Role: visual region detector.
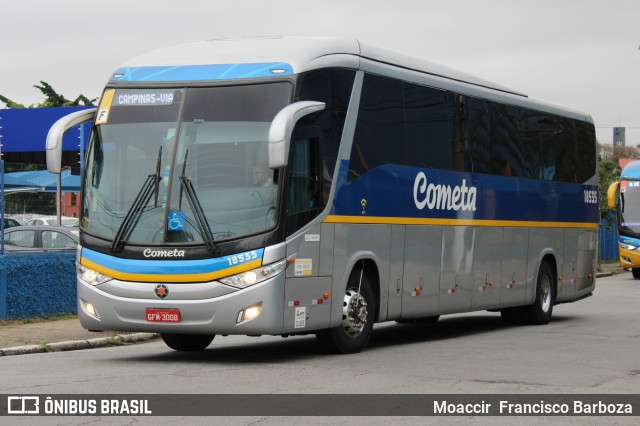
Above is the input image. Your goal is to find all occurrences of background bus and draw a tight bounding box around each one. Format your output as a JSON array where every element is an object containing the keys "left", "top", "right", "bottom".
[
  {"left": 46, "top": 37, "right": 599, "bottom": 354},
  {"left": 608, "top": 160, "right": 640, "bottom": 278}
]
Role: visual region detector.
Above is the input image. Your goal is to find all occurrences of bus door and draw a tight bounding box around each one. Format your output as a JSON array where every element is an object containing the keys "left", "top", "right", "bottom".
[{"left": 283, "top": 126, "right": 333, "bottom": 333}]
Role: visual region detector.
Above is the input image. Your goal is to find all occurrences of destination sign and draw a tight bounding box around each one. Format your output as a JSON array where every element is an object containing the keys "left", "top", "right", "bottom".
[{"left": 113, "top": 90, "right": 176, "bottom": 106}]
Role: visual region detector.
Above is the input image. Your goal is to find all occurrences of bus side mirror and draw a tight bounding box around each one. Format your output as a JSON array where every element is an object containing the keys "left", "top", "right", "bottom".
[
  {"left": 46, "top": 108, "right": 97, "bottom": 173},
  {"left": 607, "top": 181, "right": 619, "bottom": 209},
  {"left": 268, "top": 101, "right": 325, "bottom": 169}
]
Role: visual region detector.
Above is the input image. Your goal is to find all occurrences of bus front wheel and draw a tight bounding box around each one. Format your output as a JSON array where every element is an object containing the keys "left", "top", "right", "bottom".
[
  {"left": 316, "top": 272, "right": 375, "bottom": 354},
  {"left": 632, "top": 268, "right": 640, "bottom": 279},
  {"left": 161, "top": 333, "right": 215, "bottom": 351}
]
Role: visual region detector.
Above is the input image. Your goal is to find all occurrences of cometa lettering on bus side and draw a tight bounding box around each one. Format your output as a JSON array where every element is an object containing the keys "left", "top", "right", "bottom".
[{"left": 413, "top": 172, "right": 477, "bottom": 212}]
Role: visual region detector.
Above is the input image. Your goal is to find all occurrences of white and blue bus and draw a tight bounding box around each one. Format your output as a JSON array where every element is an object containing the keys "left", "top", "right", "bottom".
[
  {"left": 608, "top": 160, "right": 640, "bottom": 278},
  {"left": 47, "top": 37, "right": 598, "bottom": 353}
]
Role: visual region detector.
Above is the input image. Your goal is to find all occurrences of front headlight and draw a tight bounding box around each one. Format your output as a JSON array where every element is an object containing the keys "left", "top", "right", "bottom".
[
  {"left": 219, "top": 258, "right": 288, "bottom": 289},
  {"left": 619, "top": 243, "right": 638, "bottom": 251},
  {"left": 77, "top": 263, "right": 113, "bottom": 286}
]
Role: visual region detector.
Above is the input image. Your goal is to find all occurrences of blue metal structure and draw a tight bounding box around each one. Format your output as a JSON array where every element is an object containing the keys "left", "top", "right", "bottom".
[
  {"left": 0, "top": 107, "right": 91, "bottom": 153},
  {"left": 0, "top": 106, "right": 91, "bottom": 254}
]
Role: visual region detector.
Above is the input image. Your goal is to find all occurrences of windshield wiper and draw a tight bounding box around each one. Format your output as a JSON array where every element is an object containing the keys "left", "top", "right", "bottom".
[
  {"left": 110, "top": 147, "right": 163, "bottom": 253},
  {"left": 179, "top": 149, "right": 219, "bottom": 254}
]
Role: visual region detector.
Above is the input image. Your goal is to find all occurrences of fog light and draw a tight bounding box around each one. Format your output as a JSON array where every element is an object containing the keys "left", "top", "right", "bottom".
[
  {"left": 82, "top": 299, "right": 100, "bottom": 319},
  {"left": 236, "top": 303, "right": 262, "bottom": 324}
]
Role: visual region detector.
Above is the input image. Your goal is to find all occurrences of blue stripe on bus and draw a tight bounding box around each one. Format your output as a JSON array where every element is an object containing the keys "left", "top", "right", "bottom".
[
  {"left": 110, "top": 63, "right": 294, "bottom": 82},
  {"left": 81, "top": 247, "right": 264, "bottom": 276},
  {"left": 619, "top": 235, "right": 640, "bottom": 246},
  {"left": 331, "top": 161, "right": 599, "bottom": 225}
]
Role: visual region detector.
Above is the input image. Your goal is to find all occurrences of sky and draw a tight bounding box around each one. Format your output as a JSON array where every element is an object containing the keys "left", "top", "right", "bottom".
[{"left": 1, "top": 0, "right": 639, "bottom": 146}]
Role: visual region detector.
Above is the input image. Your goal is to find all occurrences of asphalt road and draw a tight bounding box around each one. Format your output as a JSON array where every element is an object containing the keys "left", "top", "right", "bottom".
[{"left": 2, "top": 272, "right": 638, "bottom": 425}]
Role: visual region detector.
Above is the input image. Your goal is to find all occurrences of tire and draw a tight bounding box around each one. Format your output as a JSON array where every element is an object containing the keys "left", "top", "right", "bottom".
[
  {"left": 316, "top": 271, "right": 376, "bottom": 354},
  {"left": 520, "top": 262, "right": 555, "bottom": 325},
  {"left": 161, "top": 334, "right": 215, "bottom": 351},
  {"left": 632, "top": 268, "right": 640, "bottom": 279}
]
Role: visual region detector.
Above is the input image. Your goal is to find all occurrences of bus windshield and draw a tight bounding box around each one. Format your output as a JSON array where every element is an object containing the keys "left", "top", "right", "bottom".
[
  {"left": 81, "top": 83, "right": 292, "bottom": 246},
  {"left": 620, "top": 180, "right": 640, "bottom": 234}
]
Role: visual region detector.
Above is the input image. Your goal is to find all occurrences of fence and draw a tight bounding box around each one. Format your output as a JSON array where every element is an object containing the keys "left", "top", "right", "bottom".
[
  {"left": 599, "top": 216, "right": 619, "bottom": 262},
  {"left": 0, "top": 252, "right": 76, "bottom": 319}
]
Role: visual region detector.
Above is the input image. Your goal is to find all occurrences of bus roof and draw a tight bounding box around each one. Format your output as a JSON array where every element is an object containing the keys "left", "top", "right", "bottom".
[
  {"left": 112, "top": 36, "right": 522, "bottom": 95},
  {"left": 111, "top": 36, "right": 592, "bottom": 123}
]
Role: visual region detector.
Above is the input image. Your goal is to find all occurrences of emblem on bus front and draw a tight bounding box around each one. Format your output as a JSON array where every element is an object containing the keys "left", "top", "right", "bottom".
[{"left": 155, "top": 284, "right": 169, "bottom": 299}]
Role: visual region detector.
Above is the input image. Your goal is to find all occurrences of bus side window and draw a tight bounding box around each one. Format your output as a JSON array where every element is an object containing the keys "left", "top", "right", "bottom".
[{"left": 286, "top": 127, "right": 323, "bottom": 236}]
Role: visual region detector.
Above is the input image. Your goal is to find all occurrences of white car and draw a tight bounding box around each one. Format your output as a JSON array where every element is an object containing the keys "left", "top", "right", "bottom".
[{"left": 25, "top": 216, "right": 79, "bottom": 227}]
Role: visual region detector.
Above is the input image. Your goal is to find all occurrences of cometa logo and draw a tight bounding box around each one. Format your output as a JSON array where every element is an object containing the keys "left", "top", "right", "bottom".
[
  {"left": 413, "top": 172, "right": 478, "bottom": 212},
  {"left": 143, "top": 248, "right": 186, "bottom": 258}
]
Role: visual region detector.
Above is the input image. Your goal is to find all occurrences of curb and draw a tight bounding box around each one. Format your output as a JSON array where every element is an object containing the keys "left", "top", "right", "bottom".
[
  {"left": 0, "top": 333, "right": 159, "bottom": 357},
  {"left": 596, "top": 268, "right": 628, "bottom": 279}
]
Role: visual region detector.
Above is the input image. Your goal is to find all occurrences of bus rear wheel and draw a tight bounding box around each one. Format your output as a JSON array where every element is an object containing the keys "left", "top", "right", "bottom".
[
  {"left": 316, "top": 272, "right": 375, "bottom": 354},
  {"left": 501, "top": 262, "right": 555, "bottom": 325},
  {"left": 161, "top": 334, "right": 215, "bottom": 351},
  {"left": 521, "top": 262, "right": 555, "bottom": 325}
]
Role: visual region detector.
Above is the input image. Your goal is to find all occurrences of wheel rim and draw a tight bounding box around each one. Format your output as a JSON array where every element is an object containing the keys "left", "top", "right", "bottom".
[
  {"left": 342, "top": 288, "right": 368, "bottom": 337},
  {"left": 540, "top": 274, "right": 552, "bottom": 313}
]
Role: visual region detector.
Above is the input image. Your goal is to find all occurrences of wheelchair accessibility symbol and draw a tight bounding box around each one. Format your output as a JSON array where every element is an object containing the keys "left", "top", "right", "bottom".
[{"left": 168, "top": 211, "right": 186, "bottom": 231}]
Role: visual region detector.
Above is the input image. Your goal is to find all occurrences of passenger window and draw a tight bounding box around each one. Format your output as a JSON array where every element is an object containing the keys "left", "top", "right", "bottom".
[
  {"left": 466, "top": 97, "right": 492, "bottom": 174},
  {"left": 349, "top": 74, "right": 405, "bottom": 180},
  {"left": 297, "top": 68, "right": 356, "bottom": 187},
  {"left": 576, "top": 121, "right": 596, "bottom": 182},
  {"left": 521, "top": 111, "right": 544, "bottom": 179},
  {"left": 404, "top": 83, "right": 454, "bottom": 170},
  {"left": 492, "top": 104, "right": 530, "bottom": 178},
  {"left": 553, "top": 118, "right": 578, "bottom": 183}
]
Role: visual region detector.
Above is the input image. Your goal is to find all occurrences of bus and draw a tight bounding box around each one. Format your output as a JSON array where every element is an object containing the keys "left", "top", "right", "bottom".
[
  {"left": 46, "top": 37, "right": 598, "bottom": 354},
  {"left": 608, "top": 160, "right": 640, "bottom": 278}
]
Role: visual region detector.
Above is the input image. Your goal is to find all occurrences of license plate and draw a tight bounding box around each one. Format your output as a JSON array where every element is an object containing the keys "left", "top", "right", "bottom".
[{"left": 146, "top": 308, "right": 181, "bottom": 323}]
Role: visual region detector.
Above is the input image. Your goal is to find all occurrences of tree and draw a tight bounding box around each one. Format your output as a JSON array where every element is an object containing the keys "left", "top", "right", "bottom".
[{"left": 0, "top": 81, "right": 96, "bottom": 108}]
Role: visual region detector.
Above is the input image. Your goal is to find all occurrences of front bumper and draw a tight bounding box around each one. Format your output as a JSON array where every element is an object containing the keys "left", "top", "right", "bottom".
[
  {"left": 78, "top": 273, "right": 285, "bottom": 335},
  {"left": 619, "top": 247, "right": 640, "bottom": 269}
]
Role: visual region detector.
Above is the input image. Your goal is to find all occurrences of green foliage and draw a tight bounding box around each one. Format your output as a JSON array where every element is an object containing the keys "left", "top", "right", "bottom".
[
  {"left": 0, "top": 94, "right": 25, "bottom": 108},
  {"left": 599, "top": 156, "right": 618, "bottom": 228},
  {"left": 0, "top": 81, "right": 96, "bottom": 108}
]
